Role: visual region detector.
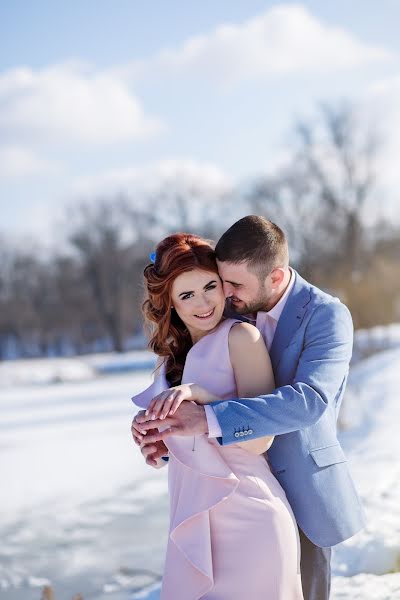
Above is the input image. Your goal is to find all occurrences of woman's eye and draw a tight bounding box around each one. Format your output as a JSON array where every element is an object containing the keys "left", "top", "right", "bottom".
[
  {"left": 182, "top": 293, "right": 194, "bottom": 300},
  {"left": 206, "top": 285, "right": 217, "bottom": 292}
]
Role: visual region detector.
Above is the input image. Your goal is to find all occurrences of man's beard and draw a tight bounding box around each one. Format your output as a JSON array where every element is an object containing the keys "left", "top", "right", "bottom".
[{"left": 227, "top": 294, "right": 269, "bottom": 315}]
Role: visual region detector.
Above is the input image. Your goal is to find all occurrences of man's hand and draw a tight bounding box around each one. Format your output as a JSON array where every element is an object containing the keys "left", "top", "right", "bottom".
[
  {"left": 132, "top": 402, "right": 209, "bottom": 445},
  {"left": 140, "top": 439, "right": 169, "bottom": 467},
  {"left": 131, "top": 410, "right": 148, "bottom": 444},
  {"left": 131, "top": 415, "right": 169, "bottom": 468}
]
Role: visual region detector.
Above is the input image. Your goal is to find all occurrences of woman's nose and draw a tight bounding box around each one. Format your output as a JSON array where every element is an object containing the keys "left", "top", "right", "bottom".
[{"left": 195, "top": 295, "right": 212, "bottom": 310}]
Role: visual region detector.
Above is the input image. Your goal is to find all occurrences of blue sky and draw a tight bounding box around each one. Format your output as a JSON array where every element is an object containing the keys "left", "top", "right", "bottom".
[
  {"left": 1, "top": 1, "right": 400, "bottom": 245},
  {"left": 2, "top": 1, "right": 399, "bottom": 69}
]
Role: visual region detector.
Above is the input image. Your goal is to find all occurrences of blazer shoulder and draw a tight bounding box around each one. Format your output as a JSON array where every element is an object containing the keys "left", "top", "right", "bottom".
[
  {"left": 305, "top": 279, "right": 350, "bottom": 313},
  {"left": 305, "top": 287, "right": 353, "bottom": 341},
  {"left": 295, "top": 274, "right": 353, "bottom": 330}
]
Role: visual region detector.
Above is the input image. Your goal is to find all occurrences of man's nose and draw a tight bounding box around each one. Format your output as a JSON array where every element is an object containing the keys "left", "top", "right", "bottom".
[{"left": 223, "top": 282, "right": 233, "bottom": 298}]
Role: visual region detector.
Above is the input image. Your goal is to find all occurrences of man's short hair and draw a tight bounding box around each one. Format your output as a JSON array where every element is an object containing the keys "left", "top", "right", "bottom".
[{"left": 215, "top": 215, "right": 289, "bottom": 280}]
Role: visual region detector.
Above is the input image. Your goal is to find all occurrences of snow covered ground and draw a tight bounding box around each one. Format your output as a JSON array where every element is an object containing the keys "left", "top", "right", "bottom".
[
  {"left": 0, "top": 369, "right": 168, "bottom": 599},
  {"left": 352, "top": 323, "right": 400, "bottom": 361},
  {"left": 330, "top": 346, "right": 400, "bottom": 598},
  {"left": 1, "top": 340, "right": 399, "bottom": 599},
  {"left": 0, "top": 350, "right": 156, "bottom": 387}
]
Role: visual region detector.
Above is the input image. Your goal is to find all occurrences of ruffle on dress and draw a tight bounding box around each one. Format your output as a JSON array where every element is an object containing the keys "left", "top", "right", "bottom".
[
  {"left": 131, "top": 365, "right": 240, "bottom": 599},
  {"left": 130, "top": 362, "right": 170, "bottom": 409}
]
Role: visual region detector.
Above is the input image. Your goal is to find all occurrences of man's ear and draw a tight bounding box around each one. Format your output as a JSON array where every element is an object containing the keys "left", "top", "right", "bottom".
[{"left": 270, "top": 267, "right": 285, "bottom": 288}]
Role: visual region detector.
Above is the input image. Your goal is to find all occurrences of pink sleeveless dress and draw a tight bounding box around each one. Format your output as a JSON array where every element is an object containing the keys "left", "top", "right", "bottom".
[{"left": 132, "top": 318, "right": 303, "bottom": 600}]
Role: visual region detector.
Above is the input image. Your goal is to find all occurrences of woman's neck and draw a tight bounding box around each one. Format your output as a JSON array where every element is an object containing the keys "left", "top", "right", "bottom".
[{"left": 189, "top": 318, "right": 225, "bottom": 345}]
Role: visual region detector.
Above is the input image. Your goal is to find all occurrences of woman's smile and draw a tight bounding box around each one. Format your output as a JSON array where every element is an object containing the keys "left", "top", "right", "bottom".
[{"left": 194, "top": 307, "right": 215, "bottom": 319}]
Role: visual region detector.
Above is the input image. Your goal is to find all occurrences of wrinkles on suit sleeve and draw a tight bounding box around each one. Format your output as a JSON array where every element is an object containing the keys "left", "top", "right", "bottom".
[{"left": 212, "top": 300, "right": 353, "bottom": 443}]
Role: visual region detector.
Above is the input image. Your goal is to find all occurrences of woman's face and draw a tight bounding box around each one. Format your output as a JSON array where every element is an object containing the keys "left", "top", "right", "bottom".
[{"left": 171, "top": 269, "right": 226, "bottom": 342}]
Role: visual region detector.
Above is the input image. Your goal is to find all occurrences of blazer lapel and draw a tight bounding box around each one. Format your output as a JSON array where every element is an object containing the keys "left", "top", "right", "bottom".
[{"left": 269, "top": 270, "right": 311, "bottom": 370}]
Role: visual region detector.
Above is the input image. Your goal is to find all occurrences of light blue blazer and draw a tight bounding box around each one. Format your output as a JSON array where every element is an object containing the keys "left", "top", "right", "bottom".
[{"left": 211, "top": 269, "right": 366, "bottom": 547}]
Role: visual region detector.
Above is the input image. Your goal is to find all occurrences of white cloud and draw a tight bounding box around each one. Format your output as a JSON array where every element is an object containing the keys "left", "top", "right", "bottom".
[
  {"left": 0, "top": 62, "right": 165, "bottom": 146},
  {"left": 0, "top": 145, "right": 62, "bottom": 179},
  {"left": 71, "top": 158, "right": 232, "bottom": 199},
  {"left": 125, "top": 4, "right": 392, "bottom": 86},
  {"left": 0, "top": 159, "right": 233, "bottom": 245}
]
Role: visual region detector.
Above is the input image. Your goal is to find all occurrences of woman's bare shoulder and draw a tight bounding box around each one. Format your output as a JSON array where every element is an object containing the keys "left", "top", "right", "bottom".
[{"left": 228, "top": 321, "right": 262, "bottom": 345}]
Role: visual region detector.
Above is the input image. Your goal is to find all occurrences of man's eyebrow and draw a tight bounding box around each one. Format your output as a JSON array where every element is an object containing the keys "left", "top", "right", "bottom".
[
  {"left": 178, "top": 280, "right": 218, "bottom": 297},
  {"left": 224, "top": 279, "right": 242, "bottom": 286}
]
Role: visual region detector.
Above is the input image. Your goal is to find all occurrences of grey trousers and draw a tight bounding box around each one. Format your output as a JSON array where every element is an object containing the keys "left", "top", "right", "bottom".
[{"left": 299, "top": 527, "right": 332, "bottom": 600}]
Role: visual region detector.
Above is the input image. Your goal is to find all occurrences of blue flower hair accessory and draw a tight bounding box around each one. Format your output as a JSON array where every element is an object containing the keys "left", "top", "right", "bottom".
[{"left": 149, "top": 252, "right": 156, "bottom": 263}]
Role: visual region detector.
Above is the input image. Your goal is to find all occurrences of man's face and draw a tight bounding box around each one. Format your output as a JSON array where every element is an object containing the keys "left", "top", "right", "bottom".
[{"left": 216, "top": 259, "right": 272, "bottom": 314}]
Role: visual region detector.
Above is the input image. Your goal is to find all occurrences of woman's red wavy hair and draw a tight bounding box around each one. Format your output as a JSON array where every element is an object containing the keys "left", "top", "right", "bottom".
[{"left": 142, "top": 233, "right": 219, "bottom": 385}]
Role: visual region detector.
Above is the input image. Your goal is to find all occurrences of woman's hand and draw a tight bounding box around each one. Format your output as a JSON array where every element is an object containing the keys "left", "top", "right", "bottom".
[{"left": 144, "top": 384, "right": 219, "bottom": 421}]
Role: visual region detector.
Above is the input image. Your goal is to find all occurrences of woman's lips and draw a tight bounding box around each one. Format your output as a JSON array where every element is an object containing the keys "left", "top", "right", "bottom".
[{"left": 194, "top": 307, "right": 215, "bottom": 320}]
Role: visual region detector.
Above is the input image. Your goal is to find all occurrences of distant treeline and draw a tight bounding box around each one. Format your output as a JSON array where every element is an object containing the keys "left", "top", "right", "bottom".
[{"left": 1, "top": 102, "right": 400, "bottom": 360}]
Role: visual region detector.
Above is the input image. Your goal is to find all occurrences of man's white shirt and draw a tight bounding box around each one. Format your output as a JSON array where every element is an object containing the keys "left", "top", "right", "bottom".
[{"left": 204, "top": 267, "right": 295, "bottom": 438}]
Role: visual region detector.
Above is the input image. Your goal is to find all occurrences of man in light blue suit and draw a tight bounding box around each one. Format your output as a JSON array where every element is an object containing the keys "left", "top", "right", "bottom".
[{"left": 133, "top": 215, "right": 366, "bottom": 600}]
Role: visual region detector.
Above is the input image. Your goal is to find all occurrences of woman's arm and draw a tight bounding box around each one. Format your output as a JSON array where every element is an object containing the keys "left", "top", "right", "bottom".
[
  {"left": 143, "top": 383, "right": 220, "bottom": 421},
  {"left": 228, "top": 322, "right": 276, "bottom": 454}
]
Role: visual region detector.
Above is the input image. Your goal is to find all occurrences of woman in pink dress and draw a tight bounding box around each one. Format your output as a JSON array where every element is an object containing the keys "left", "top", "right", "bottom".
[{"left": 131, "top": 233, "right": 303, "bottom": 600}]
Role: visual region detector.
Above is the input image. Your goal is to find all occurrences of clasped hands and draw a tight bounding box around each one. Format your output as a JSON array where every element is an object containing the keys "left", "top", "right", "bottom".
[{"left": 131, "top": 383, "right": 216, "bottom": 466}]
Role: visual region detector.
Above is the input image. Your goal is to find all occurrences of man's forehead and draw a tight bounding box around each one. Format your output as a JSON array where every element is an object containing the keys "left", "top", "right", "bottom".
[{"left": 216, "top": 260, "right": 253, "bottom": 279}]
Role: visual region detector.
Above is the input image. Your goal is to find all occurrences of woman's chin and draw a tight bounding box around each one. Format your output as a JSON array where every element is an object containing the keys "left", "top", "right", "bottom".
[{"left": 192, "top": 308, "right": 224, "bottom": 331}]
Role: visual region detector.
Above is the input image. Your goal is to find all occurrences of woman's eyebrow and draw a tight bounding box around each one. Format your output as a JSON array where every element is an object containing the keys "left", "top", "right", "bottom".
[{"left": 178, "top": 280, "right": 217, "bottom": 297}]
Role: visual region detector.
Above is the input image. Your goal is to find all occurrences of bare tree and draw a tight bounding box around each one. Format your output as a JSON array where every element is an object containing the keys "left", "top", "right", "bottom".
[
  {"left": 293, "top": 101, "right": 379, "bottom": 274},
  {"left": 247, "top": 101, "right": 380, "bottom": 277},
  {"left": 0, "top": 101, "right": 393, "bottom": 359},
  {"left": 120, "top": 176, "right": 232, "bottom": 241},
  {"left": 0, "top": 240, "right": 56, "bottom": 358},
  {"left": 64, "top": 197, "right": 143, "bottom": 352}
]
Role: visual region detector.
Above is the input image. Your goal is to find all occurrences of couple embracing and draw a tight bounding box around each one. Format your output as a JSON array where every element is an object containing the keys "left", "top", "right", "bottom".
[{"left": 131, "top": 215, "right": 365, "bottom": 600}]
